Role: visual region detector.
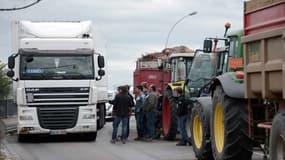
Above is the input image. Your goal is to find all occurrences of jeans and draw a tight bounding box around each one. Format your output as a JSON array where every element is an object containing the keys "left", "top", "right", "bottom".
[
  {"left": 145, "top": 111, "right": 155, "bottom": 139},
  {"left": 135, "top": 112, "right": 145, "bottom": 137},
  {"left": 178, "top": 115, "right": 187, "bottom": 144},
  {"left": 112, "top": 116, "right": 129, "bottom": 140}
]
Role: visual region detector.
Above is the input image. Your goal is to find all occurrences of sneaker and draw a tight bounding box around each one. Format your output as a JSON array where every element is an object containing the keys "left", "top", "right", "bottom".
[
  {"left": 176, "top": 142, "right": 187, "bottom": 146},
  {"left": 122, "top": 139, "right": 126, "bottom": 144},
  {"left": 110, "top": 139, "right": 116, "bottom": 144}
]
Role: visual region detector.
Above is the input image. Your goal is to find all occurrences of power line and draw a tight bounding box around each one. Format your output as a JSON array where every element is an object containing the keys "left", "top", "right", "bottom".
[{"left": 0, "top": 0, "right": 42, "bottom": 11}]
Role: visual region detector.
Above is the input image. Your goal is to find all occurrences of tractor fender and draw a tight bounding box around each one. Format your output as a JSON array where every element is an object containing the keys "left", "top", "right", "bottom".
[
  {"left": 165, "top": 81, "right": 185, "bottom": 97},
  {"left": 195, "top": 97, "right": 212, "bottom": 110},
  {"left": 210, "top": 73, "right": 244, "bottom": 99}
]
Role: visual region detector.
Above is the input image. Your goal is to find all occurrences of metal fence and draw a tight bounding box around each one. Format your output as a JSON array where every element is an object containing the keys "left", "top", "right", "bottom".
[{"left": 0, "top": 99, "right": 17, "bottom": 118}]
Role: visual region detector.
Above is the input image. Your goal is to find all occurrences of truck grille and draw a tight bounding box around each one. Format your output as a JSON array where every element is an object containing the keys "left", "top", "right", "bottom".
[
  {"left": 38, "top": 106, "right": 78, "bottom": 129},
  {"left": 25, "top": 87, "right": 90, "bottom": 106}
]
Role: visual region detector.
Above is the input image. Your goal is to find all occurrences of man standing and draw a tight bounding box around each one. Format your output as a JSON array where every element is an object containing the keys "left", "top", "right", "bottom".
[
  {"left": 176, "top": 87, "right": 188, "bottom": 146},
  {"left": 111, "top": 86, "right": 133, "bottom": 144},
  {"left": 134, "top": 85, "right": 145, "bottom": 140},
  {"left": 143, "top": 84, "right": 158, "bottom": 141},
  {"left": 126, "top": 85, "right": 135, "bottom": 139}
]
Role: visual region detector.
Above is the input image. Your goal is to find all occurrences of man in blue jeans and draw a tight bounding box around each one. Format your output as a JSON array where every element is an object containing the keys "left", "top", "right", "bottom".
[
  {"left": 143, "top": 84, "right": 158, "bottom": 141},
  {"left": 111, "top": 86, "right": 133, "bottom": 144},
  {"left": 176, "top": 87, "right": 188, "bottom": 146},
  {"left": 134, "top": 85, "right": 145, "bottom": 140}
]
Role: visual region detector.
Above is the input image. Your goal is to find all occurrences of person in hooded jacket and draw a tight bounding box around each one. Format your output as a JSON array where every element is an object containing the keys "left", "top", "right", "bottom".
[
  {"left": 110, "top": 86, "right": 133, "bottom": 144},
  {"left": 176, "top": 87, "right": 188, "bottom": 146}
]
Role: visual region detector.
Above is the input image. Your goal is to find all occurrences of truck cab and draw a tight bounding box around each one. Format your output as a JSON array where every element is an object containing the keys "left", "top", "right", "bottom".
[{"left": 6, "top": 21, "right": 107, "bottom": 141}]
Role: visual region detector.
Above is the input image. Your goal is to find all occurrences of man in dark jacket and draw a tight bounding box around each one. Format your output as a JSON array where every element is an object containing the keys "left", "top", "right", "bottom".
[
  {"left": 176, "top": 87, "right": 188, "bottom": 146},
  {"left": 111, "top": 86, "right": 133, "bottom": 144},
  {"left": 126, "top": 85, "right": 135, "bottom": 139}
]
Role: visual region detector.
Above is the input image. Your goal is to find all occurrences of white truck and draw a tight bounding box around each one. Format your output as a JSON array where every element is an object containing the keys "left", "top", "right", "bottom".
[{"left": 6, "top": 21, "right": 108, "bottom": 141}]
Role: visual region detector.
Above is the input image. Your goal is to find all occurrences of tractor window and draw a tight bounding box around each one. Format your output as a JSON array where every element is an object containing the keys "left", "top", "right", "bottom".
[
  {"left": 215, "top": 51, "right": 229, "bottom": 74},
  {"left": 171, "top": 56, "right": 193, "bottom": 82},
  {"left": 172, "top": 58, "right": 186, "bottom": 82},
  {"left": 229, "top": 36, "right": 238, "bottom": 57},
  {"left": 188, "top": 51, "right": 214, "bottom": 88},
  {"left": 176, "top": 58, "right": 185, "bottom": 81}
]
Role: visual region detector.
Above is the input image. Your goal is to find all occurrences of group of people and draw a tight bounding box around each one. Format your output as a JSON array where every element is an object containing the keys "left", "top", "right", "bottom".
[{"left": 110, "top": 82, "right": 189, "bottom": 146}]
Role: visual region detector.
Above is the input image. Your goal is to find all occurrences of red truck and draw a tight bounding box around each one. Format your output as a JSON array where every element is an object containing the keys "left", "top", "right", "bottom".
[{"left": 133, "top": 58, "right": 170, "bottom": 95}]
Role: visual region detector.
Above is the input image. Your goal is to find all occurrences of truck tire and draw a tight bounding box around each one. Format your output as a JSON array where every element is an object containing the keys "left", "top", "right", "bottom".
[
  {"left": 211, "top": 86, "right": 252, "bottom": 160},
  {"left": 18, "top": 134, "right": 35, "bottom": 142},
  {"left": 269, "top": 112, "right": 285, "bottom": 160},
  {"left": 190, "top": 101, "right": 213, "bottom": 160},
  {"left": 162, "top": 90, "right": 177, "bottom": 140},
  {"left": 18, "top": 134, "right": 28, "bottom": 142},
  {"left": 97, "top": 103, "right": 106, "bottom": 130}
]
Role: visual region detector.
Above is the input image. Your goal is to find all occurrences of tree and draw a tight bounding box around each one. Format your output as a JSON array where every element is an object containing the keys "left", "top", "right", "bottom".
[{"left": 0, "top": 62, "right": 11, "bottom": 100}]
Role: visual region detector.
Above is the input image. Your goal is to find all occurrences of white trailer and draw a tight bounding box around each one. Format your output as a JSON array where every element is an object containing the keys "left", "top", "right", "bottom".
[{"left": 6, "top": 21, "right": 108, "bottom": 141}]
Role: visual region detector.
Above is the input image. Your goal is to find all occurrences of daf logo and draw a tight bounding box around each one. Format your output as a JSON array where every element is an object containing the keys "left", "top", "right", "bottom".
[
  {"left": 26, "top": 88, "right": 40, "bottom": 92},
  {"left": 80, "top": 87, "right": 89, "bottom": 91}
]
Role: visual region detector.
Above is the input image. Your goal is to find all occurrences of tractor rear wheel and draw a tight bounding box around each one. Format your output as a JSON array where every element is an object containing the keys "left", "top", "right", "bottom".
[
  {"left": 190, "top": 99, "right": 213, "bottom": 160},
  {"left": 162, "top": 90, "right": 177, "bottom": 140},
  {"left": 211, "top": 86, "right": 252, "bottom": 160},
  {"left": 269, "top": 112, "right": 285, "bottom": 160}
]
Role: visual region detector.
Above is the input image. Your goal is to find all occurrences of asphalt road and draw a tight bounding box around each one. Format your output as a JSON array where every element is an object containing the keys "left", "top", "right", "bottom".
[{"left": 5, "top": 117, "right": 264, "bottom": 160}]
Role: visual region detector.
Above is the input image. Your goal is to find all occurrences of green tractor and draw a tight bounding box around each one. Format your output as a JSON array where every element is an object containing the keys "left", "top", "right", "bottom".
[{"left": 188, "top": 23, "right": 253, "bottom": 160}]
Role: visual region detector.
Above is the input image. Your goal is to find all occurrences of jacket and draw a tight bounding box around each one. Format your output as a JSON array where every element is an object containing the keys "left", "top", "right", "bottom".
[
  {"left": 112, "top": 93, "right": 133, "bottom": 116},
  {"left": 143, "top": 92, "right": 158, "bottom": 112},
  {"left": 176, "top": 96, "right": 188, "bottom": 117},
  {"left": 135, "top": 93, "right": 145, "bottom": 113}
]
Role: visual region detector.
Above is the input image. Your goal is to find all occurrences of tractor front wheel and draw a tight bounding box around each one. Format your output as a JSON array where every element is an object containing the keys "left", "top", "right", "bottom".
[{"left": 190, "top": 100, "right": 213, "bottom": 160}]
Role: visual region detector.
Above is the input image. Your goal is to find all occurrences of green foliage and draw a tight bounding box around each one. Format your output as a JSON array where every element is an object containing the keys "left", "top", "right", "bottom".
[{"left": 0, "top": 61, "right": 11, "bottom": 100}]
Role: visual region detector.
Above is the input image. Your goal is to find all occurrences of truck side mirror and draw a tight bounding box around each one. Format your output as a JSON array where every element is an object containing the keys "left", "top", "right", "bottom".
[
  {"left": 8, "top": 55, "right": 15, "bottom": 69},
  {"left": 98, "top": 69, "right": 105, "bottom": 76},
  {"left": 95, "top": 69, "right": 105, "bottom": 81},
  {"left": 6, "top": 70, "right": 15, "bottom": 78},
  {"left": 98, "top": 55, "right": 105, "bottom": 68},
  {"left": 203, "top": 40, "right": 212, "bottom": 53}
]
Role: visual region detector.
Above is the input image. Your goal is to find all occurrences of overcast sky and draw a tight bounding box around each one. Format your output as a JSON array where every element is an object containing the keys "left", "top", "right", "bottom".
[{"left": 0, "top": 0, "right": 244, "bottom": 89}]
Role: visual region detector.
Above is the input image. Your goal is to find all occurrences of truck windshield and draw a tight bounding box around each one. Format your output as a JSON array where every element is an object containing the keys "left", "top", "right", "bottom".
[
  {"left": 20, "top": 54, "right": 94, "bottom": 80},
  {"left": 187, "top": 51, "right": 215, "bottom": 88}
]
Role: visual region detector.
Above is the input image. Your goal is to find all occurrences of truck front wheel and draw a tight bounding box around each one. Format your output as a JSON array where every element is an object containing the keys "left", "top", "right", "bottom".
[
  {"left": 97, "top": 103, "right": 106, "bottom": 130},
  {"left": 269, "top": 112, "right": 285, "bottom": 160},
  {"left": 211, "top": 86, "right": 252, "bottom": 160}
]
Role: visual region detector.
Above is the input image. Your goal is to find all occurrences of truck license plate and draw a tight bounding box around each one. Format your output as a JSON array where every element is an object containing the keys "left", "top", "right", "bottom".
[{"left": 50, "top": 130, "right": 67, "bottom": 135}]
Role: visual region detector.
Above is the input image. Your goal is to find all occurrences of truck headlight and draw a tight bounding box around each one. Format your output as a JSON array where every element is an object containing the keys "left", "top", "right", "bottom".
[
  {"left": 82, "top": 114, "right": 96, "bottom": 119},
  {"left": 19, "top": 115, "right": 33, "bottom": 121}
]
